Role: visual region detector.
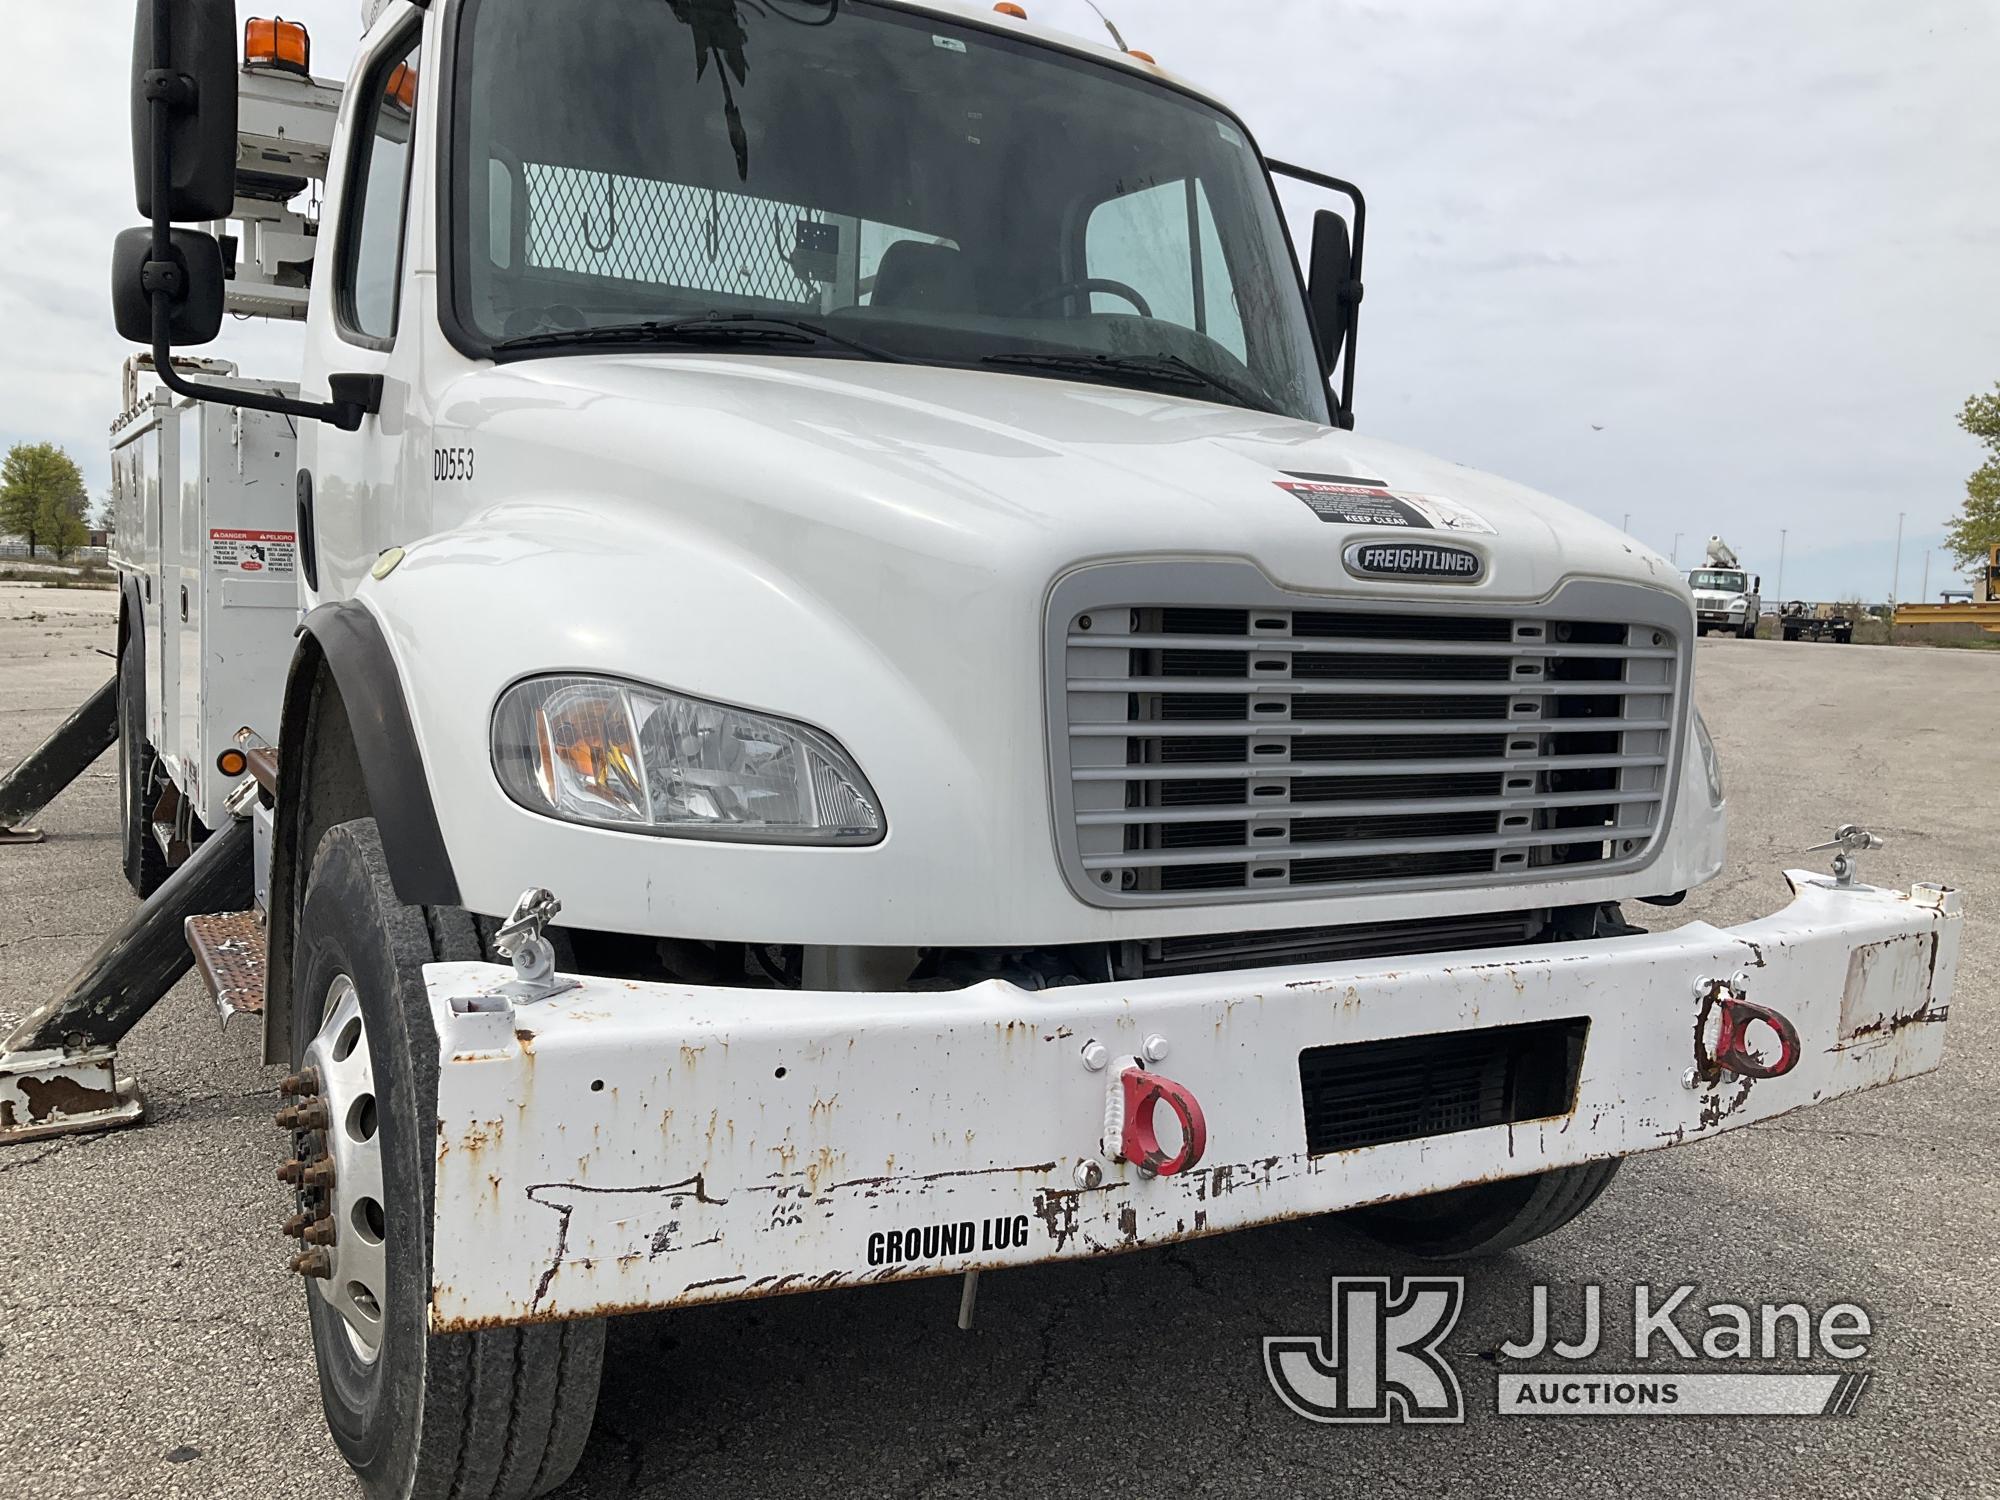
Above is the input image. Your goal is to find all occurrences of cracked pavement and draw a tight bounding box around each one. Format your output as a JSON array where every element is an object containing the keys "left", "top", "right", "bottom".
[{"left": 0, "top": 580, "right": 1995, "bottom": 1499}]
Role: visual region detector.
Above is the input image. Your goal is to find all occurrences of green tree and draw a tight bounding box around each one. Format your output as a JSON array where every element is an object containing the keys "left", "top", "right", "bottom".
[
  {"left": 0, "top": 442, "right": 88, "bottom": 559},
  {"left": 1944, "top": 384, "right": 2000, "bottom": 574},
  {"left": 42, "top": 494, "right": 89, "bottom": 560}
]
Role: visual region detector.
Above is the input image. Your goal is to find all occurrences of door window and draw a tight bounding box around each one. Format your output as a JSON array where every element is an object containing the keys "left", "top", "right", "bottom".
[
  {"left": 1085, "top": 178, "right": 1246, "bottom": 360},
  {"left": 340, "top": 34, "right": 422, "bottom": 342}
]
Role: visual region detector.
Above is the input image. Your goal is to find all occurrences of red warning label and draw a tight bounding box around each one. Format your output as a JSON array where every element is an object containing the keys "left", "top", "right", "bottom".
[{"left": 209, "top": 529, "right": 296, "bottom": 576}]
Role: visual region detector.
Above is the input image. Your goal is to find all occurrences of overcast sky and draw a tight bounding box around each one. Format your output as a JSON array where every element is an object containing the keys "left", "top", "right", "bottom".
[{"left": 3, "top": 0, "right": 1994, "bottom": 600}]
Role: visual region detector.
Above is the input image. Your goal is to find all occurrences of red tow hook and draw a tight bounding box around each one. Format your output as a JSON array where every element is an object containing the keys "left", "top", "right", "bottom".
[
  {"left": 1697, "top": 977, "right": 1803, "bottom": 1082},
  {"left": 1714, "top": 996, "right": 1803, "bottom": 1080},
  {"left": 1113, "top": 1065, "right": 1208, "bottom": 1178}
]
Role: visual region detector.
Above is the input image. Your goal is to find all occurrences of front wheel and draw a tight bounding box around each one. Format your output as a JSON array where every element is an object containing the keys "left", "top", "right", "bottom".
[
  {"left": 1348, "top": 1160, "right": 1622, "bottom": 1259},
  {"left": 286, "top": 819, "right": 604, "bottom": 1500}
]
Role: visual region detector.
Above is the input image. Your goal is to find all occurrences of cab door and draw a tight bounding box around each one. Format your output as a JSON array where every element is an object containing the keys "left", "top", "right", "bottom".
[{"left": 298, "top": 13, "right": 430, "bottom": 604}]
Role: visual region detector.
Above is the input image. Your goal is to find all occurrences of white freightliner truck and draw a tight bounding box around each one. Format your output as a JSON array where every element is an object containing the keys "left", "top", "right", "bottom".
[
  {"left": 1688, "top": 537, "right": 1764, "bottom": 638},
  {"left": 36, "top": 0, "right": 1960, "bottom": 1493}
]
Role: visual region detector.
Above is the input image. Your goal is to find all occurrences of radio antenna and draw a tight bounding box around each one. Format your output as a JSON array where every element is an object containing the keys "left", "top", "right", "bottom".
[{"left": 1080, "top": 0, "right": 1128, "bottom": 52}]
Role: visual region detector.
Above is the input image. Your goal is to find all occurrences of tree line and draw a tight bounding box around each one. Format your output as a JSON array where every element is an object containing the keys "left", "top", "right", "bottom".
[{"left": 1, "top": 442, "right": 91, "bottom": 560}]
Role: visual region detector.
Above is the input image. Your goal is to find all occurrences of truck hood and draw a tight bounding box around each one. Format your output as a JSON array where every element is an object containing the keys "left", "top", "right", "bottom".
[{"left": 435, "top": 354, "right": 1684, "bottom": 604}]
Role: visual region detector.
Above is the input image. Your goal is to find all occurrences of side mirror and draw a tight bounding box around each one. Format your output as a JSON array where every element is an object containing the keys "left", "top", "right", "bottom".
[
  {"left": 1307, "top": 209, "right": 1355, "bottom": 376},
  {"left": 132, "top": 0, "right": 239, "bottom": 222},
  {"left": 113, "top": 225, "right": 225, "bottom": 346},
  {"left": 1270, "top": 161, "right": 1367, "bottom": 430}
]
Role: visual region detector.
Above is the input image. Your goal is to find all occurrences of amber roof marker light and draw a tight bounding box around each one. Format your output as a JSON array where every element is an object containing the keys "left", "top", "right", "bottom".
[
  {"left": 994, "top": 3, "right": 1028, "bottom": 17},
  {"left": 243, "top": 17, "right": 312, "bottom": 78}
]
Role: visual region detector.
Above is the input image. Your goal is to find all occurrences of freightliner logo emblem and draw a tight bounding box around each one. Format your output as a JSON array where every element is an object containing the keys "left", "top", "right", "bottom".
[{"left": 1343, "top": 540, "right": 1486, "bottom": 584}]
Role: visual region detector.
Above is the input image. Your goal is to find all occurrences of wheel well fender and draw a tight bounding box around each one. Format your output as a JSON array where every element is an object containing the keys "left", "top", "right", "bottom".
[{"left": 262, "top": 602, "right": 459, "bottom": 1064}]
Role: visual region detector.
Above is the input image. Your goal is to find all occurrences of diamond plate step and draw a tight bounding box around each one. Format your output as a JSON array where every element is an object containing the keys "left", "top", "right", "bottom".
[{"left": 186, "top": 911, "right": 267, "bottom": 1021}]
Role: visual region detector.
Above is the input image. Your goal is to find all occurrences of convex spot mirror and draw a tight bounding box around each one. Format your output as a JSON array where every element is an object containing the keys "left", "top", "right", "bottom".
[
  {"left": 113, "top": 226, "right": 225, "bottom": 346},
  {"left": 132, "top": 0, "right": 239, "bottom": 222}
]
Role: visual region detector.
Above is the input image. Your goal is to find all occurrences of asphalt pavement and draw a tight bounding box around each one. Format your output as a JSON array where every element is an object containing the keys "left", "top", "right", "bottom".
[{"left": 0, "top": 581, "right": 1993, "bottom": 1499}]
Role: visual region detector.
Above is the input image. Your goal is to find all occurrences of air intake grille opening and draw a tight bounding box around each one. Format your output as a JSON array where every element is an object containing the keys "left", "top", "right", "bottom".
[
  {"left": 1298, "top": 1018, "right": 1590, "bottom": 1155},
  {"left": 1058, "top": 585, "right": 1683, "bottom": 906}
]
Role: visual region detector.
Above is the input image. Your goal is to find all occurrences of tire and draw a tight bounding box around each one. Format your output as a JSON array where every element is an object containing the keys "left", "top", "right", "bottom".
[
  {"left": 1739, "top": 622, "right": 1756, "bottom": 639},
  {"left": 117, "top": 621, "right": 168, "bottom": 896},
  {"left": 289, "top": 819, "right": 605, "bottom": 1500},
  {"left": 1349, "top": 1159, "right": 1622, "bottom": 1260}
]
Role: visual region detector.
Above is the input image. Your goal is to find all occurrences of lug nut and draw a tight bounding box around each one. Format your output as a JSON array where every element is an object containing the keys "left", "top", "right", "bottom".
[
  {"left": 303, "top": 1216, "right": 337, "bottom": 1247},
  {"left": 289, "top": 1249, "right": 332, "bottom": 1280},
  {"left": 281, "top": 1211, "right": 313, "bottom": 1239},
  {"left": 302, "top": 1156, "right": 337, "bottom": 1192},
  {"left": 279, "top": 1068, "right": 321, "bottom": 1099},
  {"left": 275, "top": 1100, "right": 329, "bottom": 1131},
  {"left": 277, "top": 1160, "right": 306, "bottom": 1185}
]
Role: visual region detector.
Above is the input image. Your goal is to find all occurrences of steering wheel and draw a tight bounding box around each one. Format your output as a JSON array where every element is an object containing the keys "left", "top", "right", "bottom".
[{"left": 1017, "top": 278, "right": 1154, "bottom": 319}]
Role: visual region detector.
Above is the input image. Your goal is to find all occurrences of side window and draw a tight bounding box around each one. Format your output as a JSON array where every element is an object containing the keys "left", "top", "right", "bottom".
[
  {"left": 1085, "top": 179, "right": 1247, "bottom": 361},
  {"left": 340, "top": 36, "right": 422, "bottom": 343}
]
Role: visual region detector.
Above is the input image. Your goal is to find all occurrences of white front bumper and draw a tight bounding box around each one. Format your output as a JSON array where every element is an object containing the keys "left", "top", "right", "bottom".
[{"left": 424, "top": 875, "right": 1958, "bottom": 1333}]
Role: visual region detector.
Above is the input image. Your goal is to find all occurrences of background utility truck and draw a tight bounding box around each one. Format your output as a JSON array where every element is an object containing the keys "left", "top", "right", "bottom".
[
  {"left": 0, "top": 1, "right": 1959, "bottom": 1496},
  {"left": 1688, "top": 537, "right": 1764, "bottom": 638}
]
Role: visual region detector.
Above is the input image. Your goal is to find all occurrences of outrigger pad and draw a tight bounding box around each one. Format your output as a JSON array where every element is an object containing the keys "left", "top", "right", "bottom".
[{"left": 0, "top": 1047, "right": 145, "bottom": 1144}]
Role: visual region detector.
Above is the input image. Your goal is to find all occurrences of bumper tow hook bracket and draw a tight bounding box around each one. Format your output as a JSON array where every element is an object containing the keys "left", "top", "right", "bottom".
[
  {"left": 1103, "top": 1061, "right": 1208, "bottom": 1178},
  {"left": 1693, "top": 976, "right": 1803, "bottom": 1084}
]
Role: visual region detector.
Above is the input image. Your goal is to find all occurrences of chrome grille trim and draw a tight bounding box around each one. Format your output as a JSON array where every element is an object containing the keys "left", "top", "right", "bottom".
[{"left": 1047, "top": 564, "right": 1691, "bottom": 909}]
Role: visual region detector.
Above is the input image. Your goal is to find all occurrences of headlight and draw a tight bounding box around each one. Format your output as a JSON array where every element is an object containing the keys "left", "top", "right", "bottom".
[
  {"left": 1728, "top": 596, "right": 1749, "bottom": 611},
  {"left": 1694, "top": 708, "right": 1724, "bottom": 806},
  {"left": 492, "top": 675, "right": 884, "bottom": 845}
]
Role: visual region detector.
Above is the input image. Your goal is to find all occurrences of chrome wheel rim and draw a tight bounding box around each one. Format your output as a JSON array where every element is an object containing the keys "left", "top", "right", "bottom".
[{"left": 304, "top": 974, "right": 389, "bottom": 1364}]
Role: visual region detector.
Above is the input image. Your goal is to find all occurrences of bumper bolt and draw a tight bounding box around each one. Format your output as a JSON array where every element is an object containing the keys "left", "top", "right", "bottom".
[
  {"left": 289, "top": 1249, "right": 332, "bottom": 1280},
  {"left": 1080, "top": 1040, "right": 1109, "bottom": 1072},
  {"left": 279, "top": 1068, "right": 320, "bottom": 1098},
  {"left": 1075, "top": 1160, "right": 1105, "bottom": 1189},
  {"left": 1143, "top": 1034, "right": 1170, "bottom": 1062}
]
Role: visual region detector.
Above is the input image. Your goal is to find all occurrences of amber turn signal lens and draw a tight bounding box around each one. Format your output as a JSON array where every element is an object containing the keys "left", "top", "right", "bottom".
[
  {"left": 244, "top": 17, "right": 311, "bottom": 77},
  {"left": 216, "top": 749, "right": 249, "bottom": 777},
  {"left": 1128, "top": 50, "right": 1157, "bottom": 64},
  {"left": 994, "top": 3, "right": 1028, "bottom": 17}
]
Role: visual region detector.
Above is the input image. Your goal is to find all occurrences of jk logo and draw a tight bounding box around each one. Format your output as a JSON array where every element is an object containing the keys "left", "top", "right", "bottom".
[{"left": 1264, "top": 1277, "right": 1466, "bottom": 1424}]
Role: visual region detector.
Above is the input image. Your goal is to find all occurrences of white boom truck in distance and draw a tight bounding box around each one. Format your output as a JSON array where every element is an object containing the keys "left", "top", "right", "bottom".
[
  {"left": 18, "top": 0, "right": 1953, "bottom": 1493},
  {"left": 1688, "top": 535, "right": 1764, "bottom": 638}
]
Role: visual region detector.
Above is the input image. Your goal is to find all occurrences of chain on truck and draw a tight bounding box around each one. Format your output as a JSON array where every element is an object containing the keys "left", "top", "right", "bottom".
[{"left": 0, "top": 1, "right": 1961, "bottom": 1495}]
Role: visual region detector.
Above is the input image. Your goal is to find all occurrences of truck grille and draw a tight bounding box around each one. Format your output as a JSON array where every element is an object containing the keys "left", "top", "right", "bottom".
[{"left": 1050, "top": 572, "right": 1687, "bottom": 907}]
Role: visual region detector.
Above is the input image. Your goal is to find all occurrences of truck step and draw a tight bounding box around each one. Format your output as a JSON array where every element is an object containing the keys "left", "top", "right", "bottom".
[{"left": 186, "top": 911, "right": 267, "bottom": 1021}]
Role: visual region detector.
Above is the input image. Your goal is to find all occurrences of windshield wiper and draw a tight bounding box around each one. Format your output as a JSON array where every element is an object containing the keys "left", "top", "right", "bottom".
[
  {"left": 494, "top": 313, "right": 905, "bottom": 363},
  {"left": 981, "top": 349, "right": 1269, "bottom": 412}
]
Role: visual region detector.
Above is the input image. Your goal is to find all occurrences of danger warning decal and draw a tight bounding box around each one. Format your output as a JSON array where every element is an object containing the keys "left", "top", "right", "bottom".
[
  {"left": 209, "top": 528, "right": 297, "bottom": 576},
  {"left": 1277, "top": 476, "right": 1496, "bottom": 535}
]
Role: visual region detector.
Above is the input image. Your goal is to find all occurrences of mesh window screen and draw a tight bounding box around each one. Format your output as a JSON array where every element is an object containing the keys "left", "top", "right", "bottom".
[{"left": 523, "top": 162, "right": 824, "bottom": 305}]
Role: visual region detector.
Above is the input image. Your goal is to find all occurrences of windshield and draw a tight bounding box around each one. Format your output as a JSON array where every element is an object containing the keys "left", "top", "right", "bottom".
[
  {"left": 1689, "top": 571, "right": 1749, "bottom": 593},
  {"left": 449, "top": 0, "right": 1328, "bottom": 423}
]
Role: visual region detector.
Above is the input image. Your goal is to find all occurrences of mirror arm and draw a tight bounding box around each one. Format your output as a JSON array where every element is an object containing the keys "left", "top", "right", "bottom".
[
  {"left": 1268, "top": 158, "right": 1367, "bottom": 431},
  {"left": 142, "top": 0, "right": 370, "bottom": 433}
]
